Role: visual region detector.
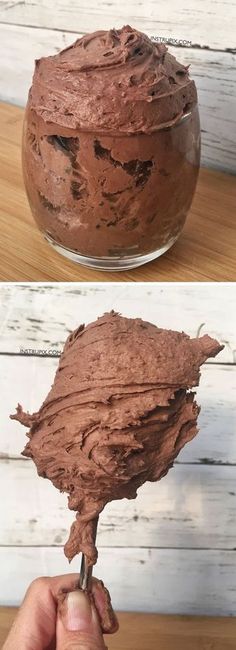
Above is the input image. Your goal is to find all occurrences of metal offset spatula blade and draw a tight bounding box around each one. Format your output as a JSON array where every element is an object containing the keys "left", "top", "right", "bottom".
[
  {"left": 79, "top": 517, "right": 99, "bottom": 591},
  {"left": 79, "top": 554, "right": 94, "bottom": 591}
]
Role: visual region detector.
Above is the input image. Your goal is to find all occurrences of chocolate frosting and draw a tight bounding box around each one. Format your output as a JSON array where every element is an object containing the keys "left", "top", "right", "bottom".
[
  {"left": 11, "top": 312, "right": 223, "bottom": 565},
  {"left": 29, "top": 25, "right": 197, "bottom": 134},
  {"left": 58, "top": 577, "right": 118, "bottom": 634}
]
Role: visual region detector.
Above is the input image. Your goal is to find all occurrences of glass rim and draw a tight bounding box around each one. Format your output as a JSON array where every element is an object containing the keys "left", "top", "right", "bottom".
[{"left": 24, "top": 104, "right": 197, "bottom": 139}]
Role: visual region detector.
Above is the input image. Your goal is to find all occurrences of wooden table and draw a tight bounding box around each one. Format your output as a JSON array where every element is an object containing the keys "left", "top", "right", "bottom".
[
  {"left": 0, "top": 101, "right": 235, "bottom": 282},
  {"left": 1, "top": 608, "right": 236, "bottom": 649}
]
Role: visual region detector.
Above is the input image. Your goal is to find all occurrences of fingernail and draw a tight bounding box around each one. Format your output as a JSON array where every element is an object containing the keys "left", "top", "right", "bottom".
[{"left": 65, "top": 590, "right": 92, "bottom": 631}]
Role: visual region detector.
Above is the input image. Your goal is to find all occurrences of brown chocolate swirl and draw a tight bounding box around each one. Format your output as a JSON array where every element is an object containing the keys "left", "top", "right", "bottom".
[
  {"left": 11, "top": 312, "right": 222, "bottom": 566},
  {"left": 29, "top": 25, "right": 197, "bottom": 134}
]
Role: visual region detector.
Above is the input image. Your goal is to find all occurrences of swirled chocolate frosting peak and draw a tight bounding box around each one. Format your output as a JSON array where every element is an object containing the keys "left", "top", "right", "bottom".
[
  {"left": 29, "top": 25, "right": 197, "bottom": 134},
  {"left": 11, "top": 312, "right": 223, "bottom": 565}
]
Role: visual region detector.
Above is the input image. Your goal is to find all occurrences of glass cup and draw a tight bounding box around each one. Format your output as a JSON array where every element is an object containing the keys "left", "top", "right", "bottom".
[{"left": 22, "top": 105, "right": 200, "bottom": 270}]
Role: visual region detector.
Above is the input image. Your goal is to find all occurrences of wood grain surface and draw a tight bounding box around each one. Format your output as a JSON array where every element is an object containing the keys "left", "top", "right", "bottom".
[
  {"left": 1, "top": 609, "right": 236, "bottom": 650},
  {"left": 0, "top": 101, "right": 235, "bottom": 282}
]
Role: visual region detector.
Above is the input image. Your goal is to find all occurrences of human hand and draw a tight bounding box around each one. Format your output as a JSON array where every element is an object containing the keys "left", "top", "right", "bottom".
[{"left": 3, "top": 573, "right": 118, "bottom": 650}]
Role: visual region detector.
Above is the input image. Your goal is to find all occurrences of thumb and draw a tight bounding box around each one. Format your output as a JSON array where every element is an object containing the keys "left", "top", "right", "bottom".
[{"left": 56, "top": 589, "right": 107, "bottom": 650}]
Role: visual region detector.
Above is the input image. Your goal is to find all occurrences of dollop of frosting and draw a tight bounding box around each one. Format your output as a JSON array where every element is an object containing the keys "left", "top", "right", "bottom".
[
  {"left": 11, "top": 312, "right": 222, "bottom": 565},
  {"left": 29, "top": 25, "right": 197, "bottom": 134}
]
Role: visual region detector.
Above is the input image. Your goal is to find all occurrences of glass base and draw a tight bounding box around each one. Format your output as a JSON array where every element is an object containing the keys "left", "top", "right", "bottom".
[{"left": 44, "top": 233, "right": 179, "bottom": 271}]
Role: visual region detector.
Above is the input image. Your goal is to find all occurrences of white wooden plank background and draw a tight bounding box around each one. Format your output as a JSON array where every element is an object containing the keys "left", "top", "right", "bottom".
[
  {"left": 0, "top": 0, "right": 235, "bottom": 51},
  {"left": 2, "top": 360, "right": 236, "bottom": 463},
  {"left": 0, "top": 284, "right": 235, "bottom": 362},
  {"left": 1, "top": 461, "right": 236, "bottom": 550},
  {"left": 0, "top": 1, "right": 235, "bottom": 172},
  {"left": 1, "top": 547, "right": 236, "bottom": 616},
  {"left": 1, "top": 283, "right": 236, "bottom": 614}
]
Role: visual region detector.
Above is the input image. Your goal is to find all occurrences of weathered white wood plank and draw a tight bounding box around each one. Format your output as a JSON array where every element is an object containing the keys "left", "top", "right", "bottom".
[
  {"left": 0, "top": 284, "right": 235, "bottom": 362},
  {"left": 0, "top": 0, "right": 235, "bottom": 50},
  {"left": 1, "top": 546, "right": 236, "bottom": 615},
  {"left": 2, "top": 360, "right": 236, "bottom": 463},
  {"left": 1, "top": 460, "right": 236, "bottom": 549},
  {"left": 0, "top": 24, "right": 235, "bottom": 171}
]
